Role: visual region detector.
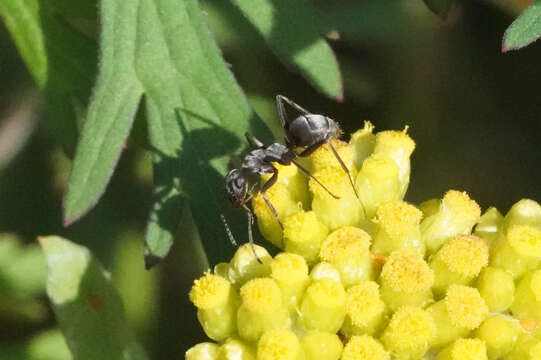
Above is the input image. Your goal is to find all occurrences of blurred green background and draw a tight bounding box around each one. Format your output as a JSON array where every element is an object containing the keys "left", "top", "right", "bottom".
[{"left": 1, "top": 0, "right": 540, "bottom": 358}]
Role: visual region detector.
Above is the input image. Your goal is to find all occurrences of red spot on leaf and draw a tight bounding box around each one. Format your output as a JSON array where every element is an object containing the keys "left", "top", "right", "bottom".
[{"left": 89, "top": 295, "right": 102, "bottom": 310}]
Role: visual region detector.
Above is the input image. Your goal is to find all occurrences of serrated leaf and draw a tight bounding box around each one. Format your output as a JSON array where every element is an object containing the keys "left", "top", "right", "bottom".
[
  {"left": 0, "top": 0, "right": 97, "bottom": 154},
  {"left": 422, "top": 0, "right": 454, "bottom": 18},
  {"left": 39, "top": 236, "right": 147, "bottom": 360},
  {"left": 136, "top": 0, "right": 272, "bottom": 266},
  {"left": 63, "top": 0, "right": 143, "bottom": 225},
  {"left": 503, "top": 0, "right": 541, "bottom": 52},
  {"left": 230, "top": 0, "right": 343, "bottom": 100}
]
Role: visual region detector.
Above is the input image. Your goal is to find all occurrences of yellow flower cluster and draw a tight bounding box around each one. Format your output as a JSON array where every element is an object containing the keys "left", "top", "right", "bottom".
[{"left": 187, "top": 123, "right": 541, "bottom": 360}]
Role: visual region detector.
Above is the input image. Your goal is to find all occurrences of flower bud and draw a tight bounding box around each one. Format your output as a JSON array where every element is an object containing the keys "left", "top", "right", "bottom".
[
  {"left": 299, "top": 278, "right": 346, "bottom": 333},
  {"left": 510, "top": 269, "right": 541, "bottom": 321},
  {"left": 319, "top": 227, "right": 373, "bottom": 287},
  {"left": 186, "top": 342, "right": 219, "bottom": 360},
  {"left": 301, "top": 331, "right": 343, "bottom": 360},
  {"left": 218, "top": 338, "right": 256, "bottom": 360},
  {"left": 228, "top": 244, "right": 271, "bottom": 288},
  {"left": 237, "top": 278, "right": 289, "bottom": 342},
  {"left": 435, "top": 338, "right": 487, "bottom": 360},
  {"left": 309, "top": 261, "right": 341, "bottom": 283},
  {"left": 504, "top": 333, "right": 541, "bottom": 360},
  {"left": 372, "top": 200, "right": 424, "bottom": 256},
  {"left": 355, "top": 154, "right": 401, "bottom": 219},
  {"left": 261, "top": 163, "right": 310, "bottom": 209},
  {"left": 475, "top": 315, "right": 520, "bottom": 359},
  {"left": 501, "top": 199, "right": 541, "bottom": 232},
  {"left": 421, "top": 190, "right": 481, "bottom": 254},
  {"left": 381, "top": 306, "right": 435, "bottom": 360},
  {"left": 310, "top": 139, "right": 356, "bottom": 174},
  {"left": 372, "top": 128, "right": 415, "bottom": 199},
  {"left": 349, "top": 121, "right": 376, "bottom": 170},
  {"left": 474, "top": 207, "right": 503, "bottom": 244},
  {"left": 476, "top": 267, "right": 515, "bottom": 312},
  {"left": 189, "top": 271, "right": 239, "bottom": 341},
  {"left": 430, "top": 235, "right": 489, "bottom": 296},
  {"left": 270, "top": 253, "right": 309, "bottom": 313},
  {"left": 490, "top": 224, "right": 541, "bottom": 279},
  {"left": 283, "top": 211, "right": 328, "bottom": 264},
  {"left": 310, "top": 167, "right": 364, "bottom": 230},
  {"left": 379, "top": 250, "right": 434, "bottom": 311}
]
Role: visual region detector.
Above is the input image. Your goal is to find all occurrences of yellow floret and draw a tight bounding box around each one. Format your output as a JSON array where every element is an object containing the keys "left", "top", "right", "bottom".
[
  {"left": 310, "top": 139, "right": 355, "bottom": 172},
  {"left": 218, "top": 338, "right": 256, "bottom": 360},
  {"left": 531, "top": 270, "right": 541, "bottom": 301},
  {"left": 309, "top": 262, "right": 341, "bottom": 282},
  {"left": 443, "top": 190, "right": 481, "bottom": 222},
  {"left": 228, "top": 244, "right": 272, "bottom": 287},
  {"left": 381, "top": 306, "right": 435, "bottom": 360},
  {"left": 257, "top": 330, "right": 301, "bottom": 360},
  {"left": 374, "top": 128, "right": 416, "bottom": 157},
  {"left": 341, "top": 335, "right": 390, "bottom": 360},
  {"left": 240, "top": 278, "right": 282, "bottom": 313},
  {"left": 346, "top": 281, "right": 385, "bottom": 327},
  {"left": 185, "top": 342, "right": 220, "bottom": 360},
  {"left": 438, "top": 235, "right": 488, "bottom": 277},
  {"left": 372, "top": 201, "right": 424, "bottom": 255},
  {"left": 305, "top": 278, "right": 345, "bottom": 308},
  {"left": 380, "top": 250, "right": 434, "bottom": 293},
  {"left": 300, "top": 278, "right": 346, "bottom": 332},
  {"left": 445, "top": 285, "right": 488, "bottom": 329},
  {"left": 376, "top": 201, "right": 422, "bottom": 238},
  {"left": 190, "top": 271, "right": 231, "bottom": 310},
  {"left": 507, "top": 225, "right": 541, "bottom": 256},
  {"left": 271, "top": 253, "right": 308, "bottom": 284},
  {"left": 301, "top": 331, "right": 343, "bottom": 360},
  {"left": 319, "top": 226, "right": 371, "bottom": 262},
  {"left": 349, "top": 121, "right": 376, "bottom": 169},
  {"left": 283, "top": 211, "right": 329, "bottom": 263}
]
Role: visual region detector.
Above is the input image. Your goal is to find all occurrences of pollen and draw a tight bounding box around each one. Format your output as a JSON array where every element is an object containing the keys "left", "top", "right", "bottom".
[
  {"left": 257, "top": 330, "right": 301, "bottom": 360},
  {"left": 308, "top": 167, "right": 351, "bottom": 198},
  {"left": 305, "top": 278, "right": 346, "bottom": 308},
  {"left": 360, "top": 154, "right": 399, "bottom": 180},
  {"left": 438, "top": 235, "right": 489, "bottom": 277},
  {"left": 445, "top": 285, "right": 488, "bottom": 329},
  {"left": 319, "top": 227, "right": 371, "bottom": 262},
  {"left": 271, "top": 253, "right": 309, "bottom": 284},
  {"left": 442, "top": 190, "right": 481, "bottom": 223},
  {"left": 240, "top": 278, "right": 282, "bottom": 313},
  {"left": 507, "top": 225, "right": 541, "bottom": 257},
  {"left": 310, "top": 139, "right": 355, "bottom": 171},
  {"left": 346, "top": 281, "right": 385, "bottom": 327},
  {"left": 342, "top": 335, "right": 390, "bottom": 360},
  {"left": 189, "top": 270, "right": 232, "bottom": 310},
  {"left": 283, "top": 211, "right": 327, "bottom": 244},
  {"left": 380, "top": 250, "right": 434, "bottom": 292},
  {"left": 449, "top": 338, "right": 487, "bottom": 360},
  {"left": 381, "top": 306, "right": 435, "bottom": 355},
  {"left": 376, "top": 201, "right": 422, "bottom": 238}
]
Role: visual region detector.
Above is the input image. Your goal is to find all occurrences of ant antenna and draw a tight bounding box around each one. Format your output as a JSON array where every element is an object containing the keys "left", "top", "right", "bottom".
[
  {"left": 326, "top": 141, "right": 367, "bottom": 217},
  {"left": 291, "top": 159, "right": 340, "bottom": 199},
  {"left": 220, "top": 214, "right": 237, "bottom": 246}
]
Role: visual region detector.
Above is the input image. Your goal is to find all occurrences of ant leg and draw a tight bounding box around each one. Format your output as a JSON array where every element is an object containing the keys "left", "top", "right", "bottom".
[
  {"left": 241, "top": 204, "right": 262, "bottom": 263},
  {"left": 297, "top": 139, "right": 327, "bottom": 157},
  {"left": 291, "top": 159, "right": 340, "bottom": 199},
  {"left": 260, "top": 169, "right": 285, "bottom": 246},
  {"left": 276, "top": 95, "right": 310, "bottom": 130},
  {"left": 245, "top": 132, "right": 265, "bottom": 149},
  {"left": 220, "top": 214, "right": 238, "bottom": 246},
  {"left": 327, "top": 140, "right": 366, "bottom": 217}
]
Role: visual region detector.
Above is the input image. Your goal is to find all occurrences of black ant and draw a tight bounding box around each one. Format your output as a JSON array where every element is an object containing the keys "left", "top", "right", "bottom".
[
  {"left": 275, "top": 95, "right": 361, "bottom": 201},
  {"left": 223, "top": 133, "right": 338, "bottom": 262}
]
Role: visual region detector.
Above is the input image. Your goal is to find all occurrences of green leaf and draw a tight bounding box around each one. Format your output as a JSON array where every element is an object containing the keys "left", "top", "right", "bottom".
[
  {"left": 422, "top": 0, "right": 454, "bottom": 18},
  {"left": 63, "top": 0, "right": 143, "bottom": 225},
  {"left": 0, "top": 329, "right": 72, "bottom": 360},
  {"left": 136, "top": 0, "right": 272, "bottom": 266},
  {"left": 230, "top": 0, "right": 343, "bottom": 100},
  {"left": 0, "top": 0, "right": 97, "bottom": 154},
  {"left": 503, "top": 0, "right": 541, "bottom": 52},
  {"left": 39, "top": 236, "right": 147, "bottom": 360}
]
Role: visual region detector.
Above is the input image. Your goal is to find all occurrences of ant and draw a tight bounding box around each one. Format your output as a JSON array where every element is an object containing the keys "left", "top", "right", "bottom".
[
  {"left": 223, "top": 133, "right": 338, "bottom": 262},
  {"left": 275, "top": 95, "right": 361, "bottom": 202}
]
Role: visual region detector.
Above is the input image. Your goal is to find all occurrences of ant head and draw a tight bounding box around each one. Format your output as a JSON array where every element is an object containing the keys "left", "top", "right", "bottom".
[{"left": 225, "top": 169, "right": 249, "bottom": 205}]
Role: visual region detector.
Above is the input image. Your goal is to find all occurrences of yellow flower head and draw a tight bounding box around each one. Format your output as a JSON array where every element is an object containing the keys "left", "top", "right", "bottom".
[
  {"left": 240, "top": 278, "right": 282, "bottom": 313},
  {"left": 438, "top": 235, "right": 489, "bottom": 277},
  {"left": 346, "top": 281, "right": 385, "bottom": 327},
  {"left": 445, "top": 285, "right": 488, "bottom": 329},
  {"left": 189, "top": 270, "right": 232, "bottom": 310},
  {"left": 380, "top": 250, "right": 434, "bottom": 293},
  {"left": 320, "top": 226, "right": 371, "bottom": 262},
  {"left": 257, "top": 330, "right": 301, "bottom": 360},
  {"left": 342, "top": 335, "right": 390, "bottom": 360}
]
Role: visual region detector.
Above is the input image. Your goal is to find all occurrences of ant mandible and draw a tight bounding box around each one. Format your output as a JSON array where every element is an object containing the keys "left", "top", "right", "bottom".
[{"left": 223, "top": 133, "right": 338, "bottom": 262}]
